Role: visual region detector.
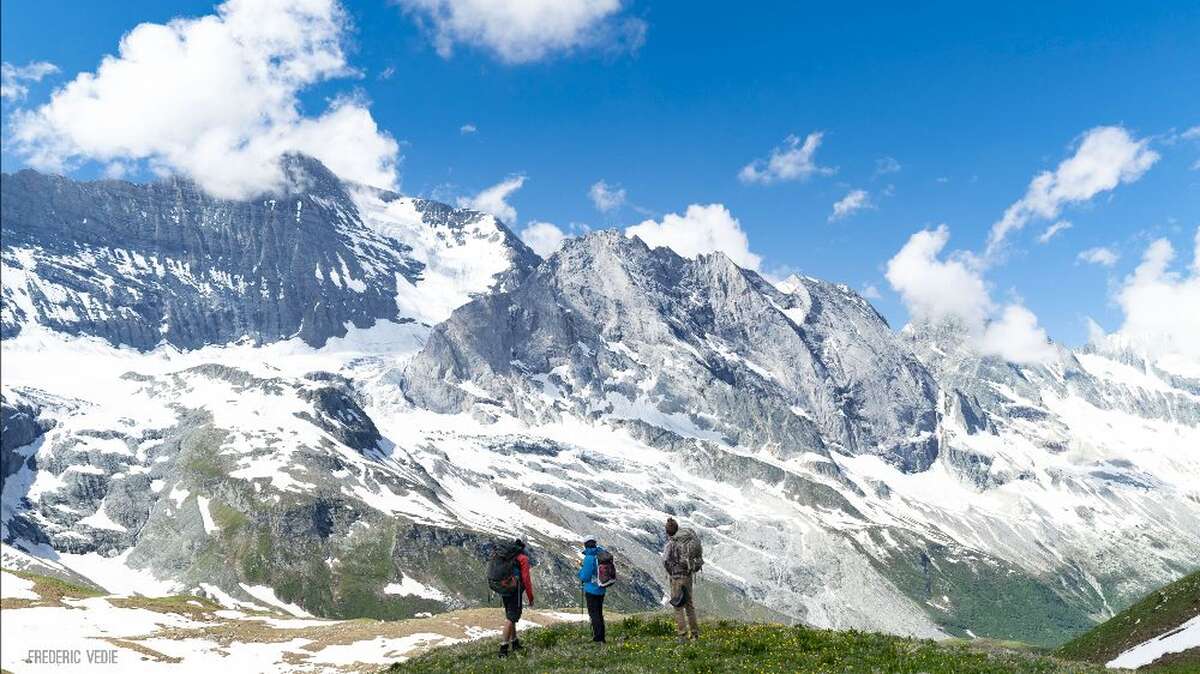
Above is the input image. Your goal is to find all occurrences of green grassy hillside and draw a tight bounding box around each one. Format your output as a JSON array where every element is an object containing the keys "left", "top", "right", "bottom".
[
  {"left": 387, "top": 614, "right": 1106, "bottom": 673},
  {"left": 1055, "top": 569, "right": 1199, "bottom": 670}
]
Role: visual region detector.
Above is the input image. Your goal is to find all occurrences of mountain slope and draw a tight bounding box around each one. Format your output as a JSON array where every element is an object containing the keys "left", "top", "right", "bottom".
[{"left": 1058, "top": 570, "right": 1199, "bottom": 670}]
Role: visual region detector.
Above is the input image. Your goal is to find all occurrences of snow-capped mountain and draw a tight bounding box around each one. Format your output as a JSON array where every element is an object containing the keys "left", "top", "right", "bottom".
[
  {"left": 1, "top": 154, "right": 538, "bottom": 348},
  {"left": 2, "top": 159, "right": 1197, "bottom": 646}
]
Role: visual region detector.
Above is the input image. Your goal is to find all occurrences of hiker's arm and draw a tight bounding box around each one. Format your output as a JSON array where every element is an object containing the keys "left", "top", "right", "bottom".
[
  {"left": 577, "top": 555, "right": 594, "bottom": 583},
  {"left": 519, "top": 554, "right": 534, "bottom": 604}
]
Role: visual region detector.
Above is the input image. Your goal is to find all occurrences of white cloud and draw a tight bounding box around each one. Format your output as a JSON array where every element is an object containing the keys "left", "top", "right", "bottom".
[
  {"left": 829, "top": 189, "right": 871, "bottom": 221},
  {"left": 458, "top": 175, "right": 525, "bottom": 224},
  {"left": 625, "top": 203, "right": 762, "bottom": 271},
  {"left": 885, "top": 226, "right": 992, "bottom": 330},
  {"left": 1, "top": 61, "right": 59, "bottom": 101},
  {"left": 588, "top": 180, "right": 626, "bottom": 212},
  {"left": 874, "top": 156, "right": 901, "bottom": 176},
  {"left": 978, "top": 305, "right": 1056, "bottom": 364},
  {"left": 460, "top": 122, "right": 477, "bottom": 134},
  {"left": 8, "top": 0, "right": 399, "bottom": 200},
  {"left": 987, "top": 126, "right": 1158, "bottom": 258},
  {"left": 1180, "top": 126, "right": 1200, "bottom": 170},
  {"left": 1077, "top": 246, "right": 1119, "bottom": 267},
  {"left": 739, "top": 132, "right": 834, "bottom": 184},
  {"left": 862, "top": 283, "right": 882, "bottom": 300},
  {"left": 1037, "top": 220, "right": 1072, "bottom": 244},
  {"left": 885, "top": 225, "right": 1054, "bottom": 364},
  {"left": 520, "top": 221, "right": 568, "bottom": 257},
  {"left": 1109, "top": 229, "right": 1200, "bottom": 363},
  {"left": 396, "top": 0, "right": 645, "bottom": 64}
]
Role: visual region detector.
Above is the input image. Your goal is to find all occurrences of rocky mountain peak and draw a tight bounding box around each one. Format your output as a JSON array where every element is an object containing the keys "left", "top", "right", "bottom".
[{"left": 0, "top": 160, "right": 536, "bottom": 348}]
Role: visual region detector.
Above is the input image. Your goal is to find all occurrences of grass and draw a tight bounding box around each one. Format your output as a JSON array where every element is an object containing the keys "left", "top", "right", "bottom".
[
  {"left": 108, "top": 593, "right": 224, "bottom": 618},
  {"left": 0, "top": 567, "right": 104, "bottom": 608},
  {"left": 385, "top": 614, "right": 1108, "bottom": 673},
  {"left": 1056, "top": 569, "right": 1199, "bottom": 668}
]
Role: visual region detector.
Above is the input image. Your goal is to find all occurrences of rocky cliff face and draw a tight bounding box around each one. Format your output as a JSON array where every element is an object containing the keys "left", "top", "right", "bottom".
[
  {"left": 2, "top": 162, "right": 1198, "bottom": 647},
  {"left": 403, "top": 231, "right": 939, "bottom": 472},
  {"left": 0, "top": 154, "right": 538, "bottom": 348}
]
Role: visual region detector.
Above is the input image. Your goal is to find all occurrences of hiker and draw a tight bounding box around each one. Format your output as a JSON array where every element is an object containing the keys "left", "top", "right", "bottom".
[
  {"left": 577, "top": 534, "right": 610, "bottom": 643},
  {"left": 487, "top": 538, "right": 534, "bottom": 657},
  {"left": 663, "top": 517, "right": 702, "bottom": 640}
]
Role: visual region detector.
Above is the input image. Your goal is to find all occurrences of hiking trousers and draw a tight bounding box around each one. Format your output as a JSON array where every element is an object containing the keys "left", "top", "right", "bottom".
[
  {"left": 670, "top": 574, "right": 699, "bottom": 638},
  {"left": 584, "top": 591, "right": 606, "bottom": 642}
]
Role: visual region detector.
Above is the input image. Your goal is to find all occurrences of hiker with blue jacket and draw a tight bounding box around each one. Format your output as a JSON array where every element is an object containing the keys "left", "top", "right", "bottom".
[{"left": 577, "top": 534, "right": 610, "bottom": 643}]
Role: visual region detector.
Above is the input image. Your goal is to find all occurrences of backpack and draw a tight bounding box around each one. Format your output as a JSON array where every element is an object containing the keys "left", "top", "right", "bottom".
[
  {"left": 680, "top": 530, "right": 704, "bottom": 574},
  {"left": 596, "top": 550, "right": 617, "bottom": 587},
  {"left": 487, "top": 540, "right": 523, "bottom": 596}
]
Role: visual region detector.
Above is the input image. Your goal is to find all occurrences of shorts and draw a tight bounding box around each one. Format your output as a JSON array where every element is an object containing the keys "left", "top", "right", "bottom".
[{"left": 502, "top": 588, "right": 523, "bottom": 623}]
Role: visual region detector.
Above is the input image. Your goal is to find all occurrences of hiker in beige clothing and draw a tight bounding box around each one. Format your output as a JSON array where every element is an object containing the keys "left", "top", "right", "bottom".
[{"left": 663, "top": 517, "right": 701, "bottom": 640}]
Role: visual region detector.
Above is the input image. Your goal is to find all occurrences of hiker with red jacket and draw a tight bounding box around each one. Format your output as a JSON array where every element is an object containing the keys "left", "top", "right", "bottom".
[
  {"left": 486, "top": 538, "right": 534, "bottom": 657},
  {"left": 663, "top": 517, "right": 702, "bottom": 640},
  {"left": 577, "top": 534, "right": 612, "bottom": 643}
]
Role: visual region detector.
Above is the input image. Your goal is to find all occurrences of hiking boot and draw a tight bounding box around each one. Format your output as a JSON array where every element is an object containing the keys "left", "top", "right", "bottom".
[
  {"left": 499, "top": 643, "right": 510, "bottom": 658},
  {"left": 511, "top": 638, "right": 523, "bottom": 651}
]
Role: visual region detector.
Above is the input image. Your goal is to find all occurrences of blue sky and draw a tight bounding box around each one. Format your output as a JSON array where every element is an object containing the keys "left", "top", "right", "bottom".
[{"left": 2, "top": 1, "right": 1198, "bottom": 350}]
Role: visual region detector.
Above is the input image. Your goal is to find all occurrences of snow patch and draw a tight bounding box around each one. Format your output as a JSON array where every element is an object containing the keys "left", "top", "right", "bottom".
[
  {"left": 1, "top": 570, "right": 39, "bottom": 599},
  {"left": 383, "top": 576, "right": 448, "bottom": 602},
  {"left": 238, "top": 584, "right": 313, "bottom": 618},
  {"left": 1107, "top": 615, "right": 1200, "bottom": 669}
]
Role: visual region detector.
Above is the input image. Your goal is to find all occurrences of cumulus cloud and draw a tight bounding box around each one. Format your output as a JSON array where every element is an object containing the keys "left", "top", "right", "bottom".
[
  {"left": 1106, "top": 229, "right": 1200, "bottom": 364},
  {"left": 885, "top": 226, "right": 992, "bottom": 330},
  {"left": 458, "top": 175, "right": 525, "bottom": 224},
  {"left": 588, "top": 180, "right": 626, "bottom": 212},
  {"left": 8, "top": 0, "right": 399, "bottom": 200},
  {"left": 625, "top": 203, "right": 762, "bottom": 271},
  {"left": 874, "top": 156, "right": 901, "bottom": 176},
  {"left": 829, "top": 189, "right": 871, "bottom": 221},
  {"left": 885, "top": 225, "right": 1054, "bottom": 364},
  {"left": 1, "top": 61, "right": 59, "bottom": 101},
  {"left": 987, "top": 126, "right": 1158, "bottom": 258},
  {"left": 1037, "top": 220, "right": 1072, "bottom": 244},
  {"left": 862, "top": 283, "right": 882, "bottom": 300},
  {"left": 396, "top": 0, "right": 645, "bottom": 63},
  {"left": 739, "top": 132, "right": 834, "bottom": 185},
  {"left": 1077, "top": 246, "right": 1119, "bottom": 267},
  {"left": 977, "top": 305, "right": 1056, "bottom": 364},
  {"left": 520, "top": 221, "right": 568, "bottom": 257},
  {"left": 460, "top": 122, "right": 477, "bottom": 134}
]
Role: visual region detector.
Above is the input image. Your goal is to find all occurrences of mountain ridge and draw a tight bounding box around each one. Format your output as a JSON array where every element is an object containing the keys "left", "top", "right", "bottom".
[{"left": 2, "top": 158, "right": 1198, "bottom": 648}]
